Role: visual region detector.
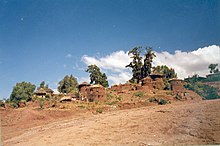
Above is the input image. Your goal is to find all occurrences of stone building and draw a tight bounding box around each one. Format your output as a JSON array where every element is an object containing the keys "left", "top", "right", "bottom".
[
  {"left": 78, "top": 82, "right": 106, "bottom": 102},
  {"left": 87, "top": 84, "right": 106, "bottom": 102},
  {"left": 78, "top": 82, "right": 91, "bottom": 101},
  {"left": 169, "top": 78, "right": 184, "bottom": 92}
]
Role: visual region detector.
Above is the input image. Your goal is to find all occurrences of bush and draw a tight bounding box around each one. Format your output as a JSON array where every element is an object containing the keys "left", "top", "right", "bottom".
[
  {"left": 149, "top": 97, "right": 157, "bottom": 102},
  {"left": 158, "top": 99, "right": 168, "bottom": 105},
  {"left": 10, "top": 101, "right": 19, "bottom": 108},
  {"left": 0, "top": 100, "right": 5, "bottom": 108},
  {"left": 134, "top": 91, "right": 144, "bottom": 98},
  {"left": 39, "top": 98, "right": 44, "bottom": 109},
  {"left": 96, "top": 109, "right": 103, "bottom": 113},
  {"left": 115, "top": 95, "right": 122, "bottom": 101}
]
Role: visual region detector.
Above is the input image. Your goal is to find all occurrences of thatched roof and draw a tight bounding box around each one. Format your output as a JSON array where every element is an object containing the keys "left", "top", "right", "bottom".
[
  {"left": 78, "top": 82, "right": 90, "bottom": 88},
  {"left": 90, "top": 84, "right": 103, "bottom": 88},
  {"left": 45, "top": 88, "right": 54, "bottom": 93},
  {"left": 35, "top": 88, "right": 46, "bottom": 94},
  {"left": 60, "top": 96, "right": 72, "bottom": 102}
]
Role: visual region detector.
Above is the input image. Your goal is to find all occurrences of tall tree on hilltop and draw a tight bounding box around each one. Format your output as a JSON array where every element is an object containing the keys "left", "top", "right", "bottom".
[
  {"left": 126, "top": 46, "right": 156, "bottom": 83},
  {"left": 38, "top": 81, "right": 49, "bottom": 90},
  {"left": 40, "top": 81, "right": 45, "bottom": 88},
  {"left": 58, "top": 75, "right": 78, "bottom": 94},
  {"left": 142, "top": 47, "right": 156, "bottom": 78},
  {"left": 126, "top": 47, "right": 143, "bottom": 83},
  {"left": 86, "top": 65, "right": 109, "bottom": 87}
]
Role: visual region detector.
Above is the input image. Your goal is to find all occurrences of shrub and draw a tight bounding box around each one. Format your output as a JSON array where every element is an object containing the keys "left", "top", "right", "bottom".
[
  {"left": 10, "top": 101, "right": 19, "bottom": 108},
  {"left": 149, "top": 97, "right": 157, "bottom": 102},
  {"left": 115, "top": 95, "right": 122, "bottom": 101},
  {"left": 134, "top": 91, "right": 144, "bottom": 98},
  {"left": 78, "top": 105, "right": 85, "bottom": 109},
  {"left": 96, "top": 109, "right": 103, "bottom": 113},
  {"left": 158, "top": 99, "right": 168, "bottom": 105},
  {"left": 0, "top": 100, "right": 5, "bottom": 108},
  {"left": 39, "top": 98, "right": 44, "bottom": 109}
]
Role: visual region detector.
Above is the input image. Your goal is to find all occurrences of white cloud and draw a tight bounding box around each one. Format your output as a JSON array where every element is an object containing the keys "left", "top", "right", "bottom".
[
  {"left": 81, "top": 45, "right": 220, "bottom": 85},
  {"left": 78, "top": 76, "right": 90, "bottom": 84},
  {"left": 82, "top": 51, "right": 132, "bottom": 72},
  {"left": 154, "top": 45, "right": 220, "bottom": 78},
  {"left": 66, "top": 53, "right": 72, "bottom": 58}
]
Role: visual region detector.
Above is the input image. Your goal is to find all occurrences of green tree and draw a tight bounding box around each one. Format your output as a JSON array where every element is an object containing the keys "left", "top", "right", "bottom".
[
  {"left": 208, "top": 63, "right": 219, "bottom": 73},
  {"left": 126, "top": 47, "right": 143, "bottom": 83},
  {"left": 10, "top": 81, "right": 36, "bottom": 103},
  {"left": 86, "top": 65, "right": 109, "bottom": 87},
  {"left": 126, "top": 46, "right": 156, "bottom": 83},
  {"left": 142, "top": 47, "right": 156, "bottom": 78},
  {"left": 152, "top": 65, "right": 177, "bottom": 80},
  {"left": 58, "top": 75, "right": 78, "bottom": 94},
  {"left": 40, "top": 81, "right": 45, "bottom": 88}
]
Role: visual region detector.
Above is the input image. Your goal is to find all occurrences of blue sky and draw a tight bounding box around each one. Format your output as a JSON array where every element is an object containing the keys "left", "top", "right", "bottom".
[{"left": 0, "top": 0, "right": 220, "bottom": 98}]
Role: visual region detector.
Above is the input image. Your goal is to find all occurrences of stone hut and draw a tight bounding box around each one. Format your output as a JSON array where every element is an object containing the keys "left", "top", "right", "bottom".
[
  {"left": 35, "top": 88, "right": 47, "bottom": 98},
  {"left": 169, "top": 78, "right": 184, "bottom": 92},
  {"left": 87, "top": 84, "right": 106, "bottom": 102},
  {"left": 78, "top": 82, "right": 91, "bottom": 101}
]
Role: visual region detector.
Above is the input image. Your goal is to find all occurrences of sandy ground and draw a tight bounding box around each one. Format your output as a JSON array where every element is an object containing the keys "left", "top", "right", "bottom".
[{"left": 2, "top": 99, "right": 220, "bottom": 146}]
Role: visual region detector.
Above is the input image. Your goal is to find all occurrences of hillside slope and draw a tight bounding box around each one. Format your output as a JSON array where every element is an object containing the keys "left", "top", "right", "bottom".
[{"left": 4, "top": 99, "right": 220, "bottom": 146}]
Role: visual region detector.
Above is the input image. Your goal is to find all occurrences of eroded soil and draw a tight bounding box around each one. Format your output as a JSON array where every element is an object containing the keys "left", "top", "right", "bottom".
[{"left": 1, "top": 99, "right": 220, "bottom": 145}]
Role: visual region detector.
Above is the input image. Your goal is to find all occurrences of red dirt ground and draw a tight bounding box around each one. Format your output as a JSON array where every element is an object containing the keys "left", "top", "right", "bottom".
[{"left": 1, "top": 99, "right": 220, "bottom": 145}]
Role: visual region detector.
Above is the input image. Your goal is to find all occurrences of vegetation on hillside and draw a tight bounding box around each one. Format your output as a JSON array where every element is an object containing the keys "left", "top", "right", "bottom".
[
  {"left": 9, "top": 81, "right": 36, "bottom": 107},
  {"left": 152, "top": 65, "right": 177, "bottom": 80},
  {"left": 126, "top": 46, "right": 156, "bottom": 83},
  {"left": 86, "top": 64, "right": 109, "bottom": 87},
  {"left": 58, "top": 75, "right": 78, "bottom": 94},
  {"left": 184, "top": 74, "right": 220, "bottom": 100}
]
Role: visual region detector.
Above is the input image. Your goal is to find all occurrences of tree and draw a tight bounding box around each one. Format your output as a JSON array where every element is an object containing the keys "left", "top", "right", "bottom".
[
  {"left": 208, "top": 63, "right": 219, "bottom": 73},
  {"left": 40, "top": 81, "right": 45, "bottom": 88},
  {"left": 126, "top": 47, "right": 143, "bottom": 83},
  {"left": 142, "top": 47, "right": 156, "bottom": 78},
  {"left": 152, "top": 65, "right": 177, "bottom": 80},
  {"left": 86, "top": 65, "right": 109, "bottom": 87},
  {"left": 126, "top": 46, "right": 156, "bottom": 83},
  {"left": 10, "top": 81, "right": 36, "bottom": 103},
  {"left": 57, "top": 75, "right": 78, "bottom": 94},
  {"left": 38, "top": 81, "right": 49, "bottom": 90}
]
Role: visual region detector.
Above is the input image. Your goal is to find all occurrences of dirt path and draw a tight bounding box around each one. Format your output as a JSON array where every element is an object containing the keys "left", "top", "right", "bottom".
[{"left": 3, "top": 99, "right": 220, "bottom": 145}]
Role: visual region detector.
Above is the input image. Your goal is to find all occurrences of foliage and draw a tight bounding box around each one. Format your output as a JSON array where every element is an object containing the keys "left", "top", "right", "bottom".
[
  {"left": 96, "top": 108, "right": 103, "bottom": 113},
  {"left": 38, "top": 81, "right": 49, "bottom": 90},
  {"left": 126, "top": 47, "right": 143, "bottom": 83},
  {"left": 10, "top": 81, "right": 36, "bottom": 103},
  {"left": 149, "top": 97, "right": 157, "bottom": 102},
  {"left": 208, "top": 63, "right": 219, "bottom": 73},
  {"left": 126, "top": 46, "right": 156, "bottom": 83},
  {"left": 58, "top": 75, "right": 78, "bottom": 94},
  {"left": 152, "top": 65, "right": 177, "bottom": 80},
  {"left": 0, "top": 100, "right": 5, "bottom": 107},
  {"left": 184, "top": 75, "right": 220, "bottom": 100},
  {"left": 133, "top": 91, "right": 144, "bottom": 98},
  {"left": 86, "top": 65, "right": 109, "bottom": 87},
  {"left": 39, "top": 98, "right": 44, "bottom": 109},
  {"left": 142, "top": 47, "right": 156, "bottom": 78},
  {"left": 158, "top": 99, "right": 168, "bottom": 105}
]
